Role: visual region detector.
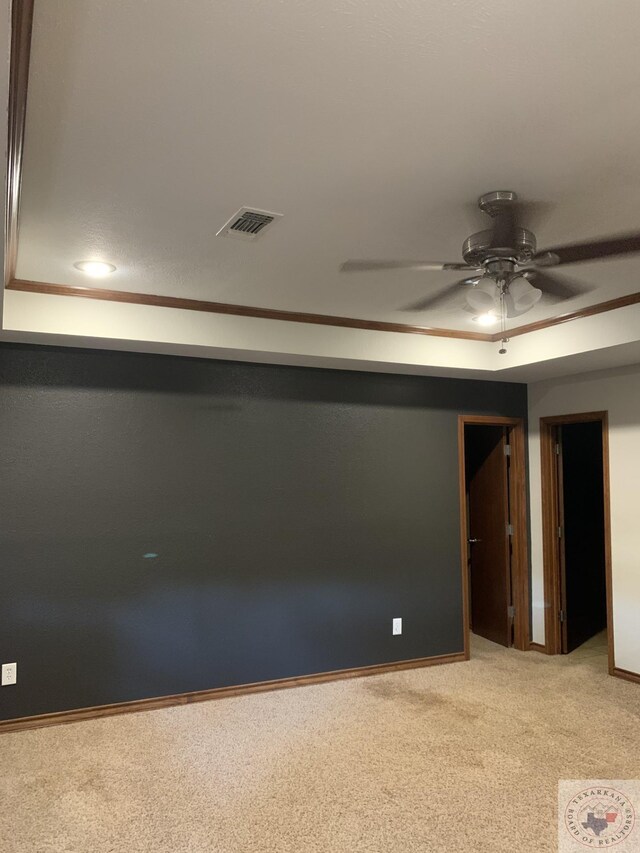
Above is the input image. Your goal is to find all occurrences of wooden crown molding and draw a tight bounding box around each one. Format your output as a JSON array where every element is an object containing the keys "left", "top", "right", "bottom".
[
  {"left": 494, "top": 290, "right": 640, "bottom": 340},
  {"left": 5, "top": 0, "right": 35, "bottom": 285},
  {"left": 8, "top": 279, "right": 640, "bottom": 344},
  {"left": 6, "top": 279, "right": 495, "bottom": 341}
]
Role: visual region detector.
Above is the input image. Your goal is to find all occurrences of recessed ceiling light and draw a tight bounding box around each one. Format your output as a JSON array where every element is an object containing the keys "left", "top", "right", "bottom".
[
  {"left": 73, "top": 260, "right": 116, "bottom": 277},
  {"left": 472, "top": 312, "right": 498, "bottom": 326}
]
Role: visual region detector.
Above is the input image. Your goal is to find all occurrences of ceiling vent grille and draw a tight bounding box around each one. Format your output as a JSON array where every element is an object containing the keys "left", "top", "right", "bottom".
[{"left": 217, "top": 207, "right": 283, "bottom": 241}]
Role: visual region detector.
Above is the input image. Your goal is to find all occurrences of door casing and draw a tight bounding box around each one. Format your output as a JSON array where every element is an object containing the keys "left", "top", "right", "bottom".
[
  {"left": 458, "top": 415, "right": 530, "bottom": 657},
  {"left": 539, "top": 411, "right": 614, "bottom": 672}
]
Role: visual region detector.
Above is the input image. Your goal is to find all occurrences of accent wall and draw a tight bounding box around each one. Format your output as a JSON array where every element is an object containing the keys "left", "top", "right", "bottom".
[{"left": 0, "top": 344, "right": 527, "bottom": 721}]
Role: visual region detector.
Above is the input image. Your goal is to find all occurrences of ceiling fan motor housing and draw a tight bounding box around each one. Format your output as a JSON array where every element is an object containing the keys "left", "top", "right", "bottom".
[
  {"left": 462, "top": 227, "right": 537, "bottom": 268},
  {"left": 463, "top": 192, "right": 536, "bottom": 268}
]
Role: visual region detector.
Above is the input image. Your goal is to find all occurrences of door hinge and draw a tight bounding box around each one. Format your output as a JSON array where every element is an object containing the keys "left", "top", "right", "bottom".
[
  {"left": 555, "top": 443, "right": 561, "bottom": 455},
  {"left": 507, "top": 605, "right": 515, "bottom": 619},
  {"left": 507, "top": 523, "right": 514, "bottom": 536},
  {"left": 559, "top": 609, "right": 565, "bottom": 623},
  {"left": 557, "top": 525, "right": 563, "bottom": 539},
  {"left": 504, "top": 443, "right": 511, "bottom": 457}
]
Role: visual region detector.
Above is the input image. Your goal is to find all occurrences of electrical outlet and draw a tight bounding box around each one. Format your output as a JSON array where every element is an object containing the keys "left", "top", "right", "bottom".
[
  {"left": 392, "top": 617, "right": 402, "bottom": 635},
  {"left": 1, "top": 662, "right": 17, "bottom": 686}
]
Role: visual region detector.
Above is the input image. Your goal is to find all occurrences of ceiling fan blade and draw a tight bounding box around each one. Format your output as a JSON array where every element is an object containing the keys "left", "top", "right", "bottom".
[
  {"left": 523, "top": 270, "right": 594, "bottom": 301},
  {"left": 340, "top": 260, "right": 475, "bottom": 272},
  {"left": 400, "top": 279, "right": 479, "bottom": 312},
  {"left": 534, "top": 232, "right": 640, "bottom": 267}
]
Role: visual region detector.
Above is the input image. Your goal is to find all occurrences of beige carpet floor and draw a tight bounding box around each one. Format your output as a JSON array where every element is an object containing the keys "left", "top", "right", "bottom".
[{"left": 1, "top": 635, "right": 639, "bottom": 853}]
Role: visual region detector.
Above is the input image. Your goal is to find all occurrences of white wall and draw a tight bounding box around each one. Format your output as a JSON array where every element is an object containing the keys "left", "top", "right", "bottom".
[{"left": 528, "top": 363, "right": 640, "bottom": 674}]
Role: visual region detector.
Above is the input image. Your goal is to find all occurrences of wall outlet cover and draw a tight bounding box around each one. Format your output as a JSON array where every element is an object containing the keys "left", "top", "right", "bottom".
[{"left": 1, "top": 662, "right": 17, "bottom": 686}]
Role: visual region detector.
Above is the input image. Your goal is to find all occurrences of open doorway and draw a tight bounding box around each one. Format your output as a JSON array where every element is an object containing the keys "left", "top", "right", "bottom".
[
  {"left": 540, "top": 412, "right": 613, "bottom": 669},
  {"left": 458, "top": 415, "right": 529, "bottom": 656}
]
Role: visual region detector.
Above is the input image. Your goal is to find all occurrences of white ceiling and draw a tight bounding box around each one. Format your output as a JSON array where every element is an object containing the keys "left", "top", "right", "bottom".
[{"left": 4, "top": 0, "right": 640, "bottom": 378}]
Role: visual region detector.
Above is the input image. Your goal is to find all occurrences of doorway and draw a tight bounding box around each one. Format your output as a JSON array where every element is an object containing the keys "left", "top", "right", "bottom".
[
  {"left": 458, "top": 415, "right": 529, "bottom": 656},
  {"left": 540, "top": 412, "right": 613, "bottom": 669}
]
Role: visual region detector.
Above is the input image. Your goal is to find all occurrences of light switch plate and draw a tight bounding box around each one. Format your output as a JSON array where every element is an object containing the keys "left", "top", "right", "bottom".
[
  {"left": 2, "top": 662, "right": 17, "bottom": 686},
  {"left": 392, "top": 617, "right": 402, "bottom": 635}
]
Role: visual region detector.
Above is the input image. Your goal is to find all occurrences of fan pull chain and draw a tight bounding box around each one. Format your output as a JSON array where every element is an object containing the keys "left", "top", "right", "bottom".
[{"left": 498, "top": 281, "right": 509, "bottom": 355}]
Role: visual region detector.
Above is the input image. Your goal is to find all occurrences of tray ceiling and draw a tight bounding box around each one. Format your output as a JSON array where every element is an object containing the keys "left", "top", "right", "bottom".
[{"left": 3, "top": 0, "right": 640, "bottom": 378}]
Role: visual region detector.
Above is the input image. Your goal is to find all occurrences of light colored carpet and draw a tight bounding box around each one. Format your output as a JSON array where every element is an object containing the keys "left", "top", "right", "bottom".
[{"left": 1, "top": 635, "right": 638, "bottom": 853}]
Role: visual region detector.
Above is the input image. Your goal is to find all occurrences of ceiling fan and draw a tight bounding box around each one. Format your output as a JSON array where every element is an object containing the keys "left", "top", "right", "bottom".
[{"left": 341, "top": 191, "right": 640, "bottom": 351}]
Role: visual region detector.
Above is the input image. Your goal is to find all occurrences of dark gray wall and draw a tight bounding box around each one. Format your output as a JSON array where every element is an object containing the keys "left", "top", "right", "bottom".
[{"left": 0, "top": 344, "right": 527, "bottom": 720}]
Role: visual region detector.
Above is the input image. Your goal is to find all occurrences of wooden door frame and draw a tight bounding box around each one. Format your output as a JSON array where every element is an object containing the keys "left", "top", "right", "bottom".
[
  {"left": 458, "top": 415, "right": 530, "bottom": 657},
  {"left": 539, "top": 411, "right": 614, "bottom": 672}
]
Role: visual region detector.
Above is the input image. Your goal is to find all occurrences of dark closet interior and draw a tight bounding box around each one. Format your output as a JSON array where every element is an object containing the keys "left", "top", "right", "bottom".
[{"left": 557, "top": 420, "right": 607, "bottom": 653}]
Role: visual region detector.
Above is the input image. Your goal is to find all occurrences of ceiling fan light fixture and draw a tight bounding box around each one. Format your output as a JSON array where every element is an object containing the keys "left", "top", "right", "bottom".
[
  {"left": 465, "top": 276, "right": 498, "bottom": 312},
  {"left": 508, "top": 275, "right": 542, "bottom": 312},
  {"left": 472, "top": 312, "right": 498, "bottom": 326}
]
